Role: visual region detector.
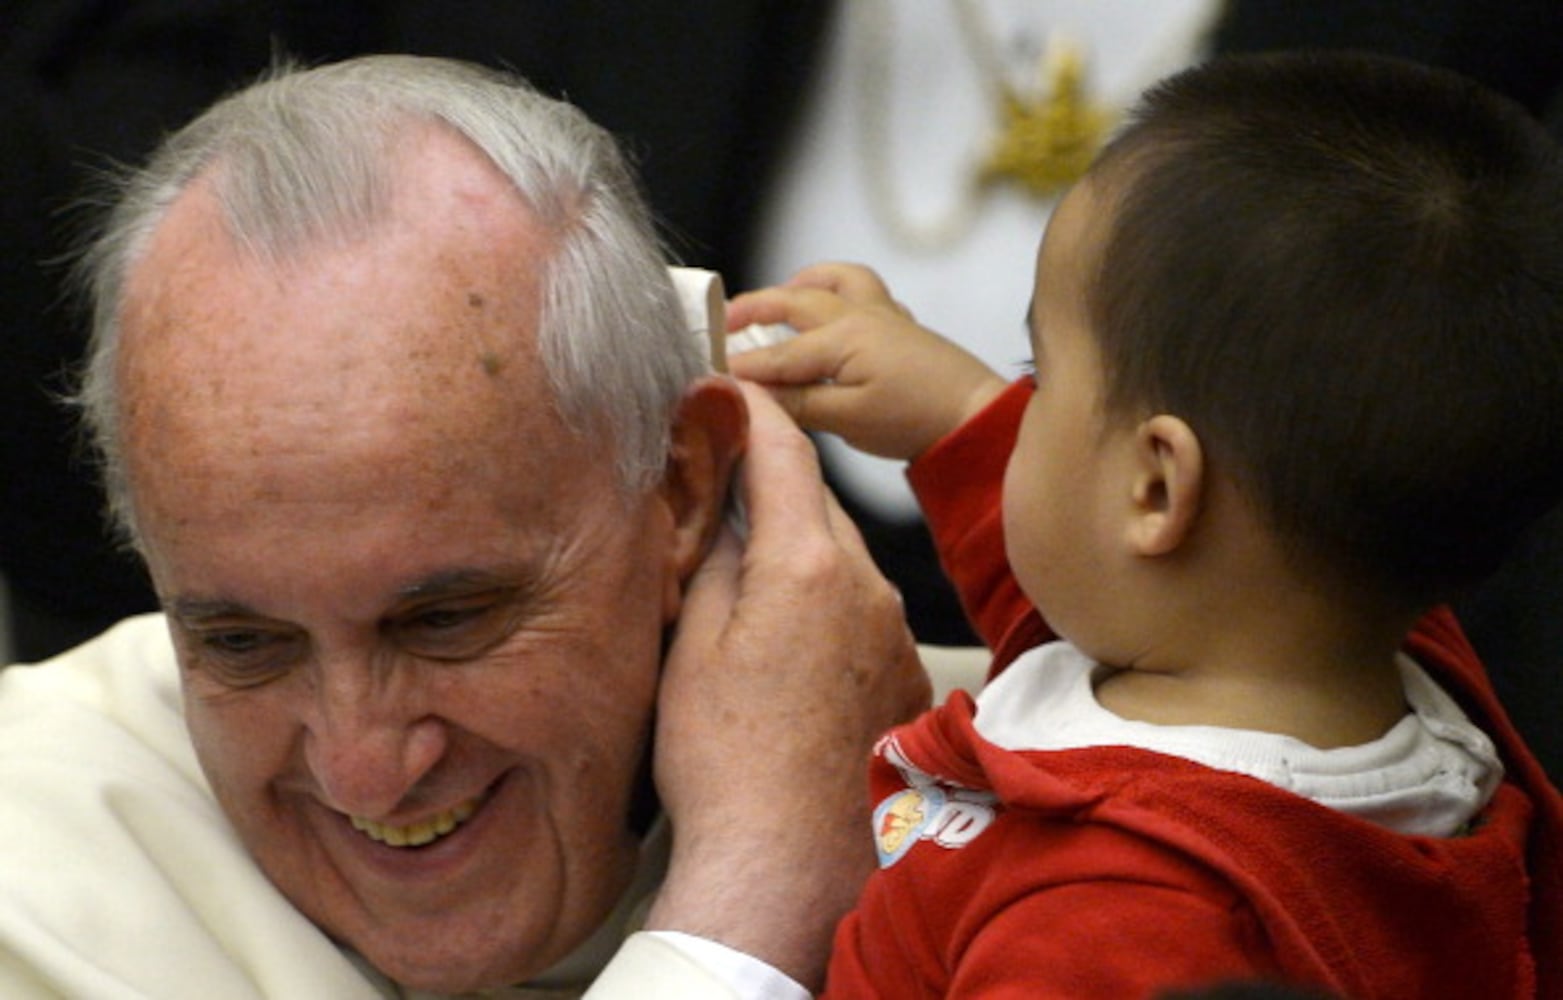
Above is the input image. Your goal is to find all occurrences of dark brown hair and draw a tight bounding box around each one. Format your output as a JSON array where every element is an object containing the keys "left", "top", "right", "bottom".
[{"left": 1088, "top": 50, "right": 1563, "bottom": 607}]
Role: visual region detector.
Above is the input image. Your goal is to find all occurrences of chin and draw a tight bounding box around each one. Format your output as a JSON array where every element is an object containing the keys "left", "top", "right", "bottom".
[
  {"left": 335, "top": 877, "right": 622, "bottom": 994},
  {"left": 361, "top": 935, "right": 540, "bottom": 995}
]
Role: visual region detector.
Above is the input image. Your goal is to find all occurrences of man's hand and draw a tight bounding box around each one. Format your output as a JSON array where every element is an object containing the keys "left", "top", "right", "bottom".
[
  {"left": 727, "top": 262, "right": 1006, "bottom": 461},
  {"left": 648, "top": 382, "right": 931, "bottom": 990}
]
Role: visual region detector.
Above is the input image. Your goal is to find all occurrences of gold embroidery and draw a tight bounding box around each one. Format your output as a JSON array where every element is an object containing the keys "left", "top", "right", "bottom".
[{"left": 978, "top": 38, "right": 1113, "bottom": 197}]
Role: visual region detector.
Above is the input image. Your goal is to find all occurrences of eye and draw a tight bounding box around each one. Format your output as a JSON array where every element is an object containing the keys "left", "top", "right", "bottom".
[
  {"left": 1013, "top": 357, "right": 1040, "bottom": 389},
  {"left": 183, "top": 625, "right": 303, "bottom": 689},
  {"left": 388, "top": 590, "right": 523, "bottom": 661},
  {"left": 409, "top": 606, "right": 481, "bottom": 631}
]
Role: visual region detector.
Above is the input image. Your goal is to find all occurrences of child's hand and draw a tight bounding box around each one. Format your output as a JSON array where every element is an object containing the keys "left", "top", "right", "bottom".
[{"left": 726, "top": 262, "right": 1007, "bottom": 461}]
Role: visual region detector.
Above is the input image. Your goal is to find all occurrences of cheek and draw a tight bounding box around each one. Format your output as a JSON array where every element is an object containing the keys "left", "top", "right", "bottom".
[
  {"left": 1002, "top": 512, "right": 1048, "bottom": 611},
  {"left": 1000, "top": 462, "right": 1024, "bottom": 559},
  {"left": 1002, "top": 413, "right": 1057, "bottom": 601},
  {"left": 1002, "top": 424, "right": 1100, "bottom": 634},
  {"left": 537, "top": 661, "right": 658, "bottom": 764},
  {"left": 181, "top": 682, "right": 300, "bottom": 838},
  {"left": 463, "top": 621, "right": 659, "bottom": 745},
  {"left": 472, "top": 592, "right": 664, "bottom": 782}
]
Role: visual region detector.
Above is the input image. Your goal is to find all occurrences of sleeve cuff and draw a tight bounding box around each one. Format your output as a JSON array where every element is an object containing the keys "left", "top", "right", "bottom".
[{"left": 584, "top": 931, "right": 809, "bottom": 1000}]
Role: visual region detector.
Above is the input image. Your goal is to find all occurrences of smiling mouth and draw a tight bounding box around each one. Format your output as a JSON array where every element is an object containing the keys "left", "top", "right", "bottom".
[{"left": 350, "top": 796, "right": 481, "bottom": 848}]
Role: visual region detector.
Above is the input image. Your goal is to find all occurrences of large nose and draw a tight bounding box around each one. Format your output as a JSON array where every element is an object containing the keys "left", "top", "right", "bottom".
[{"left": 301, "top": 655, "right": 448, "bottom": 819}]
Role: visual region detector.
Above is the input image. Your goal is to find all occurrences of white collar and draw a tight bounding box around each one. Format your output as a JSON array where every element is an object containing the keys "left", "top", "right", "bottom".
[{"left": 973, "top": 641, "right": 1503, "bottom": 837}]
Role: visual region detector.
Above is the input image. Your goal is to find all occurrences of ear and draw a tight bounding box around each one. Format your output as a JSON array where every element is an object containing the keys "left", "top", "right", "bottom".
[
  {"left": 658, "top": 375, "right": 748, "bottom": 621},
  {"left": 1126, "top": 414, "right": 1203, "bottom": 558}
]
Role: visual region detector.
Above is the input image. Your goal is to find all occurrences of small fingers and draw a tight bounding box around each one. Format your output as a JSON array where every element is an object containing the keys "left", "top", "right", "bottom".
[
  {"left": 726, "top": 284, "right": 847, "bottom": 334},
  {"left": 759, "top": 381, "right": 855, "bottom": 436},
  {"left": 727, "top": 319, "right": 849, "bottom": 386},
  {"left": 786, "top": 263, "right": 914, "bottom": 318},
  {"left": 786, "top": 261, "right": 889, "bottom": 298}
]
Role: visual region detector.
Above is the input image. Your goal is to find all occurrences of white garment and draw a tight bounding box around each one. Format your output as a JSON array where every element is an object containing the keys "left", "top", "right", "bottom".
[
  {"left": 754, "top": 0, "right": 1224, "bottom": 517},
  {"left": 0, "top": 614, "right": 789, "bottom": 1000},
  {"left": 973, "top": 641, "right": 1504, "bottom": 837},
  {"left": 587, "top": 935, "right": 802, "bottom": 1000}
]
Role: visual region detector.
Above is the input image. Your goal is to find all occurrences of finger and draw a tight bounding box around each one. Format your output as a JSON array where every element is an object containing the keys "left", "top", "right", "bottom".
[
  {"left": 785, "top": 262, "right": 893, "bottom": 304},
  {"left": 669, "top": 522, "right": 744, "bottom": 641},
  {"left": 758, "top": 381, "right": 840, "bottom": 433},
  {"left": 760, "top": 381, "right": 861, "bottom": 435},
  {"left": 733, "top": 381, "right": 836, "bottom": 537},
  {"left": 727, "top": 323, "right": 851, "bottom": 386},
  {"left": 726, "top": 285, "right": 848, "bottom": 333},
  {"left": 788, "top": 263, "right": 915, "bottom": 318},
  {"left": 815, "top": 462, "right": 877, "bottom": 564},
  {"left": 738, "top": 382, "right": 877, "bottom": 564}
]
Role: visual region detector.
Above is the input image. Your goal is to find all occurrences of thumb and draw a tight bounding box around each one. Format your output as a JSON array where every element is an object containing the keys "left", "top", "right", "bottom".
[{"left": 668, "top": 521, "right": 744, "bottom": 651}]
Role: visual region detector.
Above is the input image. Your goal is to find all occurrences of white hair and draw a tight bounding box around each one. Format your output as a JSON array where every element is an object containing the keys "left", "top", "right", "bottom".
[{"left": 72, "top": 54, "right": 705, "bottom": 545}]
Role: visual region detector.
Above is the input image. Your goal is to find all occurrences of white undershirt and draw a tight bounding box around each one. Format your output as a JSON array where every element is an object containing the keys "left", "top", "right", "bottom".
[{"left": 973, "top": 641, "right": 1504, "bottom": 837}]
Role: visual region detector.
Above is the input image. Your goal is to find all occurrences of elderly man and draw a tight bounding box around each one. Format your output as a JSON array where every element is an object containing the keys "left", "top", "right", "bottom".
[{"left": 0, "top": 55, "right": 928, "bottom": 998}]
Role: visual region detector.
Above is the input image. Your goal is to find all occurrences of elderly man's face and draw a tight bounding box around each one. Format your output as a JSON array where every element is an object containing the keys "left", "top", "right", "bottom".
[{"left": 115, "top": 133, "right": 699, "bottom": 991}]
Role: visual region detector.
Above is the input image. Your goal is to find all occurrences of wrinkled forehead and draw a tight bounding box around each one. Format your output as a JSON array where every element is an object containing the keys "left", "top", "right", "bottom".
[
  {"left": 114, "top": 136, "right": 585, "bottom": 499},
  {"left": 131, "top": 127, "right": 552, "bottom": 368}
]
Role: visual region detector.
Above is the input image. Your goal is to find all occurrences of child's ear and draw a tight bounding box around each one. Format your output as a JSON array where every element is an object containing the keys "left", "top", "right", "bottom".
[
  {"left": 659, "top": 375, "right": 748, "bottom": 620},
  {"left": 1126, "top": 414, "right": 1203, "bottom": 557}
]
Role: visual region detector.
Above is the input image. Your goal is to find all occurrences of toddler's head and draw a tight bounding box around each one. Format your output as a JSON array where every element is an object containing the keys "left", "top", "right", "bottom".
[{"left": 1017, "top": 51, "right": 1563, "bottom": 617}]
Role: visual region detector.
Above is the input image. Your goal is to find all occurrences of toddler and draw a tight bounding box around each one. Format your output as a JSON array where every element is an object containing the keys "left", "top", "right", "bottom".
[{"left": 730, "top": 50, "right": 1563, "bottom": 999}]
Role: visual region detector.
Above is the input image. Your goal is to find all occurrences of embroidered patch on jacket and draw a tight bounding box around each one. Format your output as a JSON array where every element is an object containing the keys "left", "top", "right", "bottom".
[
  {"left": 872, "top": 735, "right": 998, "bottom": 868},
  {"left": 875, "top": 786, "right": 942, "bottom": 867}
]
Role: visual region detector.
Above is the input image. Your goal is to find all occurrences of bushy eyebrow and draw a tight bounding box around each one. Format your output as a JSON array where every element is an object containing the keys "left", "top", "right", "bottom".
[
  {"left": 394, "top": 569, "right": 522, "bottom": 602},
  {"left": 166, "top": 598, "right": 261, "bottom": 623},
  {"left": 165, "top": 569, "right": 524, "bottom": 624}
]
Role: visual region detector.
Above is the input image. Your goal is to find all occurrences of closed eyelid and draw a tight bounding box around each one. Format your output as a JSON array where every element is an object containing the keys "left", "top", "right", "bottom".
[
  {"left": 386, "top": 575, "right": 536, "bottom": 634},
  {"left": 167, "top": 603, "right": 304, "bottom": 660},
  {"left": 390, "top": 590, "right": 517, "bottom": 629},
  {"left": 385, "top": 593, "right": 531, "bottom": 663},
  {"left": 173, "top": 617, "right": 306, "bottom": 691},
  {"left": 1018, "top": 307, "right": 1044, "bottom": 380}
]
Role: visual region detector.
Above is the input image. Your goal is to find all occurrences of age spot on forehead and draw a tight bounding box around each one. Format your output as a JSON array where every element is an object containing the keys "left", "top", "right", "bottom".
[{"left": 464, "top": 290, "right": 507, "bottom": 377}]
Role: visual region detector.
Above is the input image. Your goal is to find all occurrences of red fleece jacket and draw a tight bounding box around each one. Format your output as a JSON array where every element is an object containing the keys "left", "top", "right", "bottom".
[{"left": 822, "top": 380, "right": 1563, "bottom": 1000}]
